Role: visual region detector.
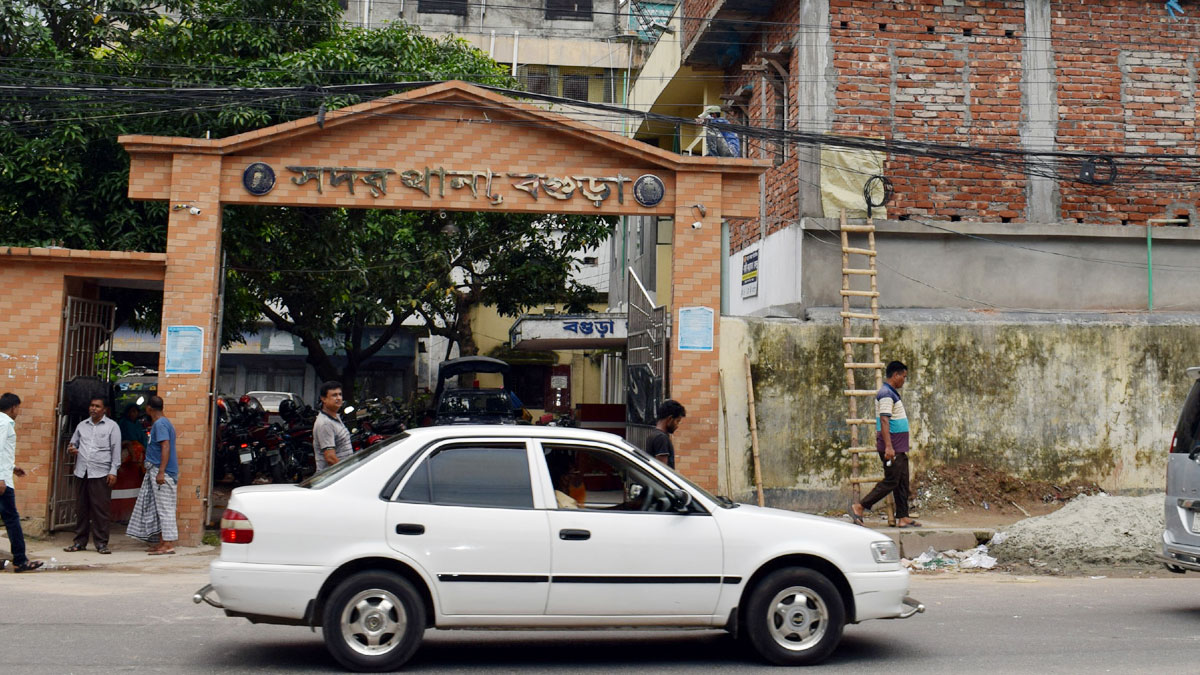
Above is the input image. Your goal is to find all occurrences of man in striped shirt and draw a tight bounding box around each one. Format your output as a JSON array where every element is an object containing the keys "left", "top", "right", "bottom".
[{"left": 851, "top": 361, "right": 920, "bottom": 527}]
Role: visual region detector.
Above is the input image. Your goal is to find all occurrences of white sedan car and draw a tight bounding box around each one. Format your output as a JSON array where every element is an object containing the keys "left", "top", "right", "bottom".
[{"left": 195, "top": 426, "right": 922, "bottom": 671}]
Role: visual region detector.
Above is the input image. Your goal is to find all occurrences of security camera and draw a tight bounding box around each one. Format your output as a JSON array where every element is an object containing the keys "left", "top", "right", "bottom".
[
  {"left": 691, "top": 221, "right": 703, "bottom": 229},
  {"left": 189, "top": 206, "right": 202, "bottom": 215}
]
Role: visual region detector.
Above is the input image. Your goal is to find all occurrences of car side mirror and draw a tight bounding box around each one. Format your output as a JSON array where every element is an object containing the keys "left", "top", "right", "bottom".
[{"left": 669, "top": 488, "right": 692, "bottom": 511}]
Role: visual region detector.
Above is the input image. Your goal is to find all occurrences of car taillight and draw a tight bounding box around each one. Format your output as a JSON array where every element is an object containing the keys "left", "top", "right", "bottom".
[
  {"left": 1170, "top": 431, "right": 1178, "bottom": 454},
  {"left": 220, "top": 508, "right": 254, "bottom": 544}
]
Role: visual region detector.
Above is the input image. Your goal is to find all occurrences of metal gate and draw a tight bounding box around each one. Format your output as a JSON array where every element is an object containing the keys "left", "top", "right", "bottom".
[
  {"left": 50, "top": 297, "right": 116, "bottom": 530},
  {"left": 625, "top": 269, "right": 668, "bottom": 450}
]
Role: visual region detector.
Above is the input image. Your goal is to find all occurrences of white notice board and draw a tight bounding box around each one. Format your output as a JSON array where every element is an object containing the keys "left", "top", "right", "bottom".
[
  {"left": 164, "top": 325, "right": 204, "bottom": 374},
  {"left": 677, "top": 306, "right": 714, "bottom": 352}
]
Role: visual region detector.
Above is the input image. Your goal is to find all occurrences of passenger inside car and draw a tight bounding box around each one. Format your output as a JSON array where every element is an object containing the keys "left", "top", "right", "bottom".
[{"left": 543, "top": 445, "right": 663, "bottom": 511}]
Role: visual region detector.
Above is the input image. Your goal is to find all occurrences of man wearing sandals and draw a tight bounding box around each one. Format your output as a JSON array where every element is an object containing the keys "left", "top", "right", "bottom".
[
  {"left": 63, "top": 397, "right": 121, "bottom": 555},
  {"left": 127, "top": 396, "right": 178, "bottom": 555},
  {"left": 851, "top": 361, "right": 921, "bottom": 528},
  {"left": 0, "top": 392, "right": 44, "bottom": 572}
]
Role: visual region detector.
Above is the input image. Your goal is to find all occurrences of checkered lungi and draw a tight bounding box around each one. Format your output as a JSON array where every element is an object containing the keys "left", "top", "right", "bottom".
[{"left": 126, "top": 461, "right": 178, "bottom": 543}]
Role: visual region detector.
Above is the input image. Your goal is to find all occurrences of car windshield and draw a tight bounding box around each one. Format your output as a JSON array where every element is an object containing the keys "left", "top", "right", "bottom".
[
  {"left": 298, "top": 433, "right": 407, "bottom": 489},
  {"left": 621, "top": 440, "right": 739, "bottom": 509},
  {"left": 437, "top": 390, "right": 512, "bottom": 415}
]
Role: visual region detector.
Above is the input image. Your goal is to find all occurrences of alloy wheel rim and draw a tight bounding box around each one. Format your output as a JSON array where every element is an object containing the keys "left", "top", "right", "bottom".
[
  {"left": 766, "top": 585, "right": 828, "bottom": 651},
  {"left": 340, "top": 588, "right": 406, "bottom": 656}
]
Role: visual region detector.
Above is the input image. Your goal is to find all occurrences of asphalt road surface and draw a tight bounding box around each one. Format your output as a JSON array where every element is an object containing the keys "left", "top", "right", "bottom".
[{"left": 2, "top": 556, "right": 1199, "bottom": 674}]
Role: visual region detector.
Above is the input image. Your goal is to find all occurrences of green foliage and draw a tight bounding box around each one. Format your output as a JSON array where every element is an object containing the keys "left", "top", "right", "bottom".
[{"left": 93, "top": 351, "right": 136, "bottom": 383}]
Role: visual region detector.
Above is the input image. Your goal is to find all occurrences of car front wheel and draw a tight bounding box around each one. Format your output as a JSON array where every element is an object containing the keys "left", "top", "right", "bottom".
[
  {"left": 744, "top": 567, "right": 846, "bottom": 666},
  {"left": 322, "top": 571, "right": 426, "bottom": 672}
]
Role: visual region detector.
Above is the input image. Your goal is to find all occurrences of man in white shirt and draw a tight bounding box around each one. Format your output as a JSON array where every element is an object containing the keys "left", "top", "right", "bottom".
[
  {"left": 63, "top": 397, "right": 121, "bottom": 554},
  {"left": 0, "top": 392, "right": 44, "bottom": 572}
]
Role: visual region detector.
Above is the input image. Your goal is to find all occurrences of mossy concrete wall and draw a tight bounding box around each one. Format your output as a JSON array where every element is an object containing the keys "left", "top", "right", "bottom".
[{"left": 717, "top": 314, "right": 1200, "bottom": 511}]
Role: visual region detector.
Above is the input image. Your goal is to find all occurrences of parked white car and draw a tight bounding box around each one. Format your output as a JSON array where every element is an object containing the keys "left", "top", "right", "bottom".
[
  {"left": 244, "top": 390, "right": 304, "bottom": 414},
  {"left": 195, "top": 426, "right": 922, "bottom": 671}
]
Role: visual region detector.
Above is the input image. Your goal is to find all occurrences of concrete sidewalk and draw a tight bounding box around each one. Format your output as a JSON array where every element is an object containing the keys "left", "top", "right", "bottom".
[
  {"left": 2, "top": 525, "right": 214, "bottom": 572},
  {"left": 848, "top": 509, "right": 1009, "bottom": 558}
]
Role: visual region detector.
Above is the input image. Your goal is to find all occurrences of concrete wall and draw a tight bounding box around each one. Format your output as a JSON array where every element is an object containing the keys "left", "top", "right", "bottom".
[
  {"left": 718, "top": 314, "right": 1197, "bottom": 511},
  {"left": 727, "top": 226, "right": 804, "bottom": 317},
  {"left": 725, "top": 217, "right": 1200, "bottom": 314}
]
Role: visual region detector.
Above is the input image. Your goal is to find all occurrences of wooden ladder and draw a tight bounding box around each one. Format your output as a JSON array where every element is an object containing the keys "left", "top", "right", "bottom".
[{"left": 839, "top": 210, "right": 893, "bottom": 525}]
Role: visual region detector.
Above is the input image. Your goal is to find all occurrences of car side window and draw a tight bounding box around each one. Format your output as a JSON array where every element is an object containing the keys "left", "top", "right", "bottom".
[
  {"left": 397, "top": 444, "right": 533, "bottom": 509},
  {"left": 542, "top": 444, "right": 675, "bottom": 512}
]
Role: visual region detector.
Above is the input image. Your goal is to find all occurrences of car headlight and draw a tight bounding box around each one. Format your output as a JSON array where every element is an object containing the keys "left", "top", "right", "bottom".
[{"left": 871, "top": 540, "right": 900, "bottom": 564}]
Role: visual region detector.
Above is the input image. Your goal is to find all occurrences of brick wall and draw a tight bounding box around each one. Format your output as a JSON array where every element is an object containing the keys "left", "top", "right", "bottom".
[
  {"left": 726, "top": 0, "right": 1200, "bottom": 255},
  {"left": 682, "top": 0, "right": 724, "bottom": 61},
  {"left": 0, "top": 249, "right": 165, "bottom": 528},
  {"left": 831, "top": 0, "right": 1028, "bottom": 223}
]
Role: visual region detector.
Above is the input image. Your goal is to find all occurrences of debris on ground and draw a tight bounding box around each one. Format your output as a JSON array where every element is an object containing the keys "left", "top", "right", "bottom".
[
  {"left": 904, "top": 544, "right": 997, "bottom": 572},
  {"left": 989, "top": 493, "right": 1162, "bottom": 572},
  {"left": 913, "top": 462, "right": 1103, "bottom": 515}
]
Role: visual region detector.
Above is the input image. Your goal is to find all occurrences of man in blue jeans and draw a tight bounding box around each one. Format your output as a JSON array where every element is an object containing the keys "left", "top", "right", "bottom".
[{"left": 0, "top": 392, "right": 44, "bottom": 572}]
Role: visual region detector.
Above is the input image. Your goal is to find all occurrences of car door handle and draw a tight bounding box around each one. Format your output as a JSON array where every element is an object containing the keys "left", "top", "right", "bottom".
[
  {"left": 559, "top": 529, "right": 590, "bottom": 541},
  {"left": 394, "top": 523, "right": 425, "bottom": 536}
]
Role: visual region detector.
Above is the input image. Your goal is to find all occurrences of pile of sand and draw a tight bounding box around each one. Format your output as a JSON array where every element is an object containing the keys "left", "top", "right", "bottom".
[{"left": 990, "top": 494, "right": 1163, "bottom": 571}]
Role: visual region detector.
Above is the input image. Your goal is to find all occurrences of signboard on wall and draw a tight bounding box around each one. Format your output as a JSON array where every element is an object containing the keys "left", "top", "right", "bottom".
[
  {"left": 164, "top": 325, "right": 204, "bottom": 374},
  {"left": 677, "top": 306, "right": 714, "bottom": 352},
  {"left": 741, "top": 249, "right": 759, "bottom": 299}
]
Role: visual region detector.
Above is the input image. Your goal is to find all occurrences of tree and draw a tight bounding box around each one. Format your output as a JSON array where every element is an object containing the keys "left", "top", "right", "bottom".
[
  {"left": 412, "top": 211, "right": 611, "bottom": 358},
  {"left": 0, "top": 1, "right": 612, "bottom": 400}
]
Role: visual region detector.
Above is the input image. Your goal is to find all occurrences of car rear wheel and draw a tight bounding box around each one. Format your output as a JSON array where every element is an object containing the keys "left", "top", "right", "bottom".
[
  {"left": 744, "top": 567, "right": 845, "bottom": 666},
  {"left": 322, "top": 571, "right": 426, "bottom": 672}
]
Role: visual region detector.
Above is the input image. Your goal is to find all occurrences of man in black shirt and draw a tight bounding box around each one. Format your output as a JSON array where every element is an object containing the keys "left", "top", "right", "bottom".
[{"left": 645, "top": 399, "right": 686, "bottom": 468}]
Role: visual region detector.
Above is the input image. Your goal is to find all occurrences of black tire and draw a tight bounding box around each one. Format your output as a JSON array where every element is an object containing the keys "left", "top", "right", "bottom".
[
  {"left": 322, "top": 571, "right": 426, "bottom": 672},
  {"left": 237, "top": 463, "right": 253, "bottom": 486},
  {"left": 744, "top": 567, "right": 846, "bottom": 666}
]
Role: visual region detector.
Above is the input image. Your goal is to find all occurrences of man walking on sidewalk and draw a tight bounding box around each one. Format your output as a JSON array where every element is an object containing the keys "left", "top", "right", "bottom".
[
  {"left": 0, "top": 392, "right": 44, "bottom": 572},
  {"left": 851, "top": 361, "right": 920, "bottom": 528},
  {"left": 63, "top": 397, "right": 120, "bottom": 554},
  {"left": 127, "top": 396, "right": 178, "bottom": 555}
]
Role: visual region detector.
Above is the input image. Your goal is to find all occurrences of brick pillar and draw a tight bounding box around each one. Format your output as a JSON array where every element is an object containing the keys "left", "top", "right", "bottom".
[
  {"left": 156, "top": 153, "right": 223, "bottom": 546},
  {"left": 670, "top": 172, "right": 723, "bottom": 492}
]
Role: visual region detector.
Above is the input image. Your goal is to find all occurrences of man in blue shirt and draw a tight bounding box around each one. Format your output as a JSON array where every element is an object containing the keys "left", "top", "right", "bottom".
[
  {"left": 127, "top": 395, "right": 179, "bottom": 554},
  {"left": 696, "top": 105, "right": 741, "bottom": 158}
]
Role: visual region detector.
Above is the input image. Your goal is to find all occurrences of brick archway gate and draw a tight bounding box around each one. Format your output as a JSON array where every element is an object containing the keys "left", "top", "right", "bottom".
[{"left": 120, "top": 81, "right": 767, "bottom": 545}]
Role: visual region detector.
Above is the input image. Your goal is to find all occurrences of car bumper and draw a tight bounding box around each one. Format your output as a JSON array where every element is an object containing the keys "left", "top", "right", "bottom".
[
  {"left": 1158, "top": 534, "right": 1200, "bottom": 572},
  {"left": 846, "top": 568, "right": 922, "bottom": 622},
  {"left": 210, "top": 560, "right": 328, "bottom": 620}
]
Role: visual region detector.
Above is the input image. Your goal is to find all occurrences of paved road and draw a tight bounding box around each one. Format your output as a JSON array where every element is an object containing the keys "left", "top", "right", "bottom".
[{"left": 2, "top": 557, "right": 1199, "bottom": 673}]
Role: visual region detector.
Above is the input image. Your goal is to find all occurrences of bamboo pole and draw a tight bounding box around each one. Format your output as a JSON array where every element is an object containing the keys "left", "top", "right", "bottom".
[{"left": 745, "top": 355, "right": 765, "bottom": 507}]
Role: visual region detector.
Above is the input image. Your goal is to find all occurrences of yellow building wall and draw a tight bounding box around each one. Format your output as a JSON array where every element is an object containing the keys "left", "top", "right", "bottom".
[{"left": 468, "top": 303, "right": 606, "bottom": 418}]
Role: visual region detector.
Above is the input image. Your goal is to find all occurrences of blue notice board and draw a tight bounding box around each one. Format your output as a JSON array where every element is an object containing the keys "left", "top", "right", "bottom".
[
  {"left": 677, "top": 306, "right": 714, "bottom": 352},
  {"left": 165, "top": 325, "right": 204, "bottom": 374}
]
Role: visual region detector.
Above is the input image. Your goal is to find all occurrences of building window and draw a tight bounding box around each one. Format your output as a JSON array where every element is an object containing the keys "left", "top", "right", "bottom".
[
  {"left": 519, "top": 65, "right": 557, "bottom": 97},
  {"left": 418, "top": 0, "right": 468, "bottom": 16},
  {"left": 562, "top": 73, "right": 590, "bottom": 102},
  {"left": 547, "top": 0, "right": 593, "bottom": 21}
]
